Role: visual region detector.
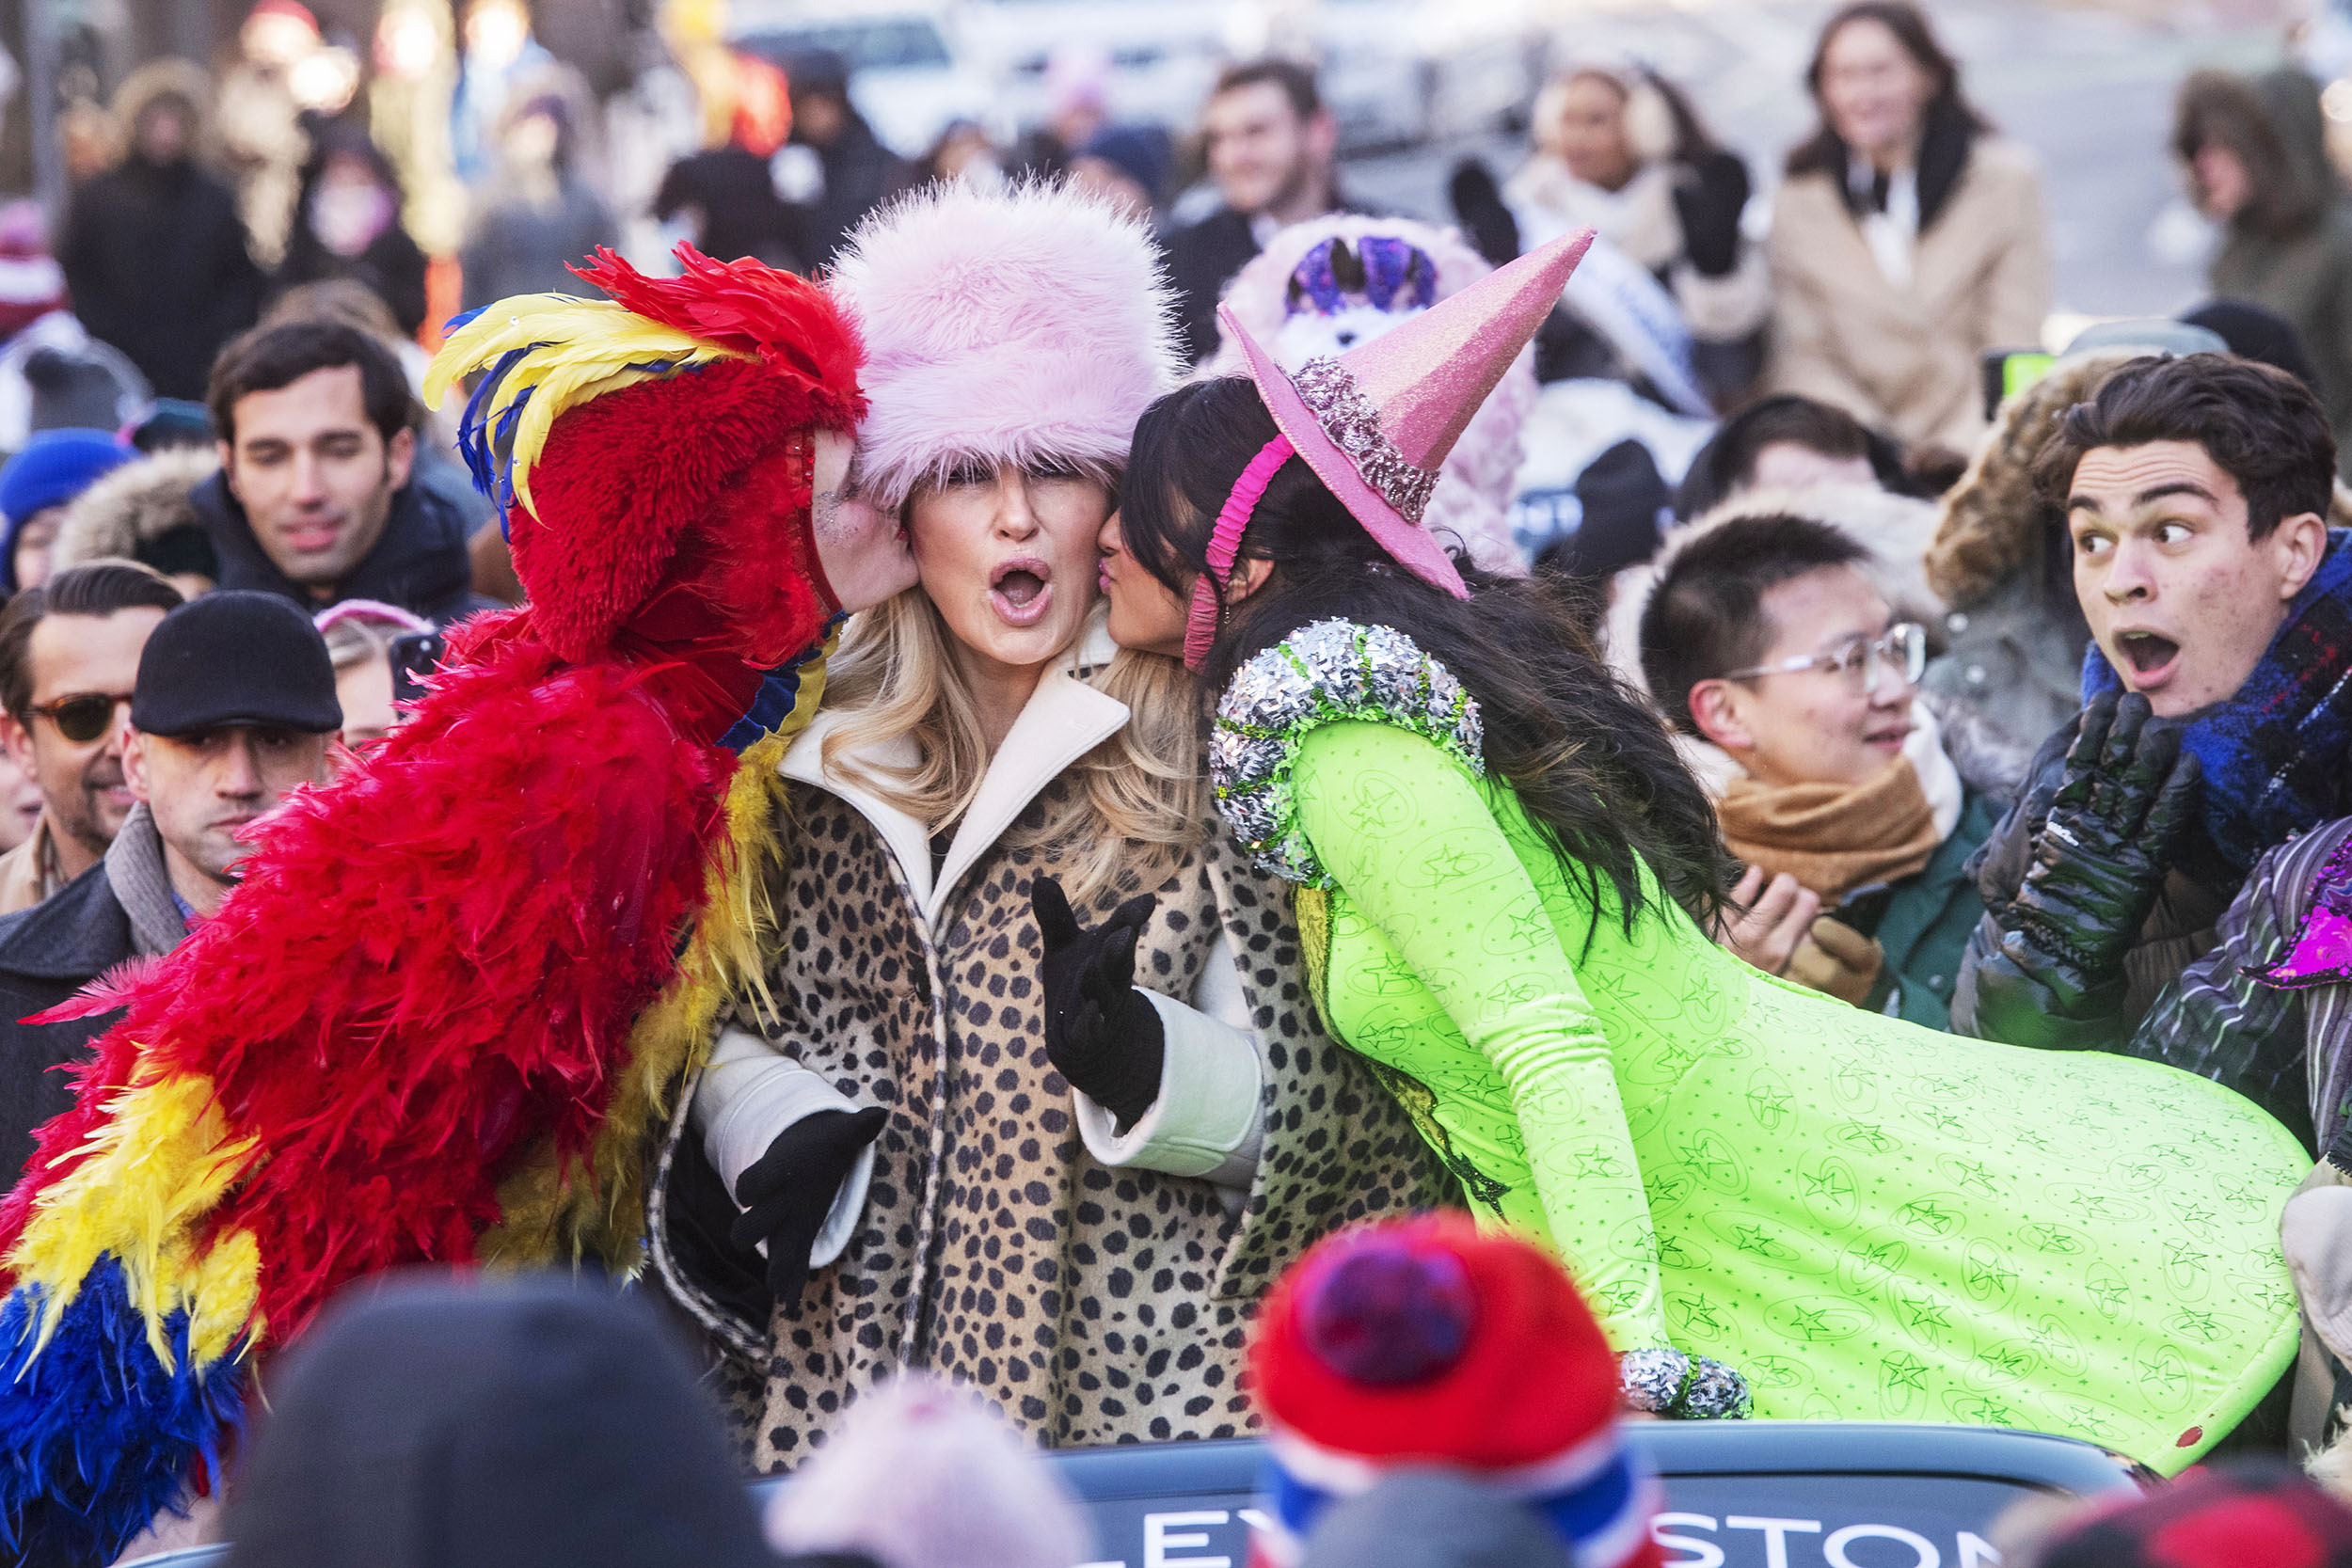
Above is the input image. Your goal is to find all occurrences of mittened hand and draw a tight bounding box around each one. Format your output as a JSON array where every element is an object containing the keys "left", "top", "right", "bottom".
[
  {"left": 1034, "top": 875, "right": 1166, "bottom": 1131},
  {"left": 729, "top": 1105, "right": 887, "bottom": 1316},
  {"left": 2003, "top": 689, "right": 2201, "bottom": 997}
]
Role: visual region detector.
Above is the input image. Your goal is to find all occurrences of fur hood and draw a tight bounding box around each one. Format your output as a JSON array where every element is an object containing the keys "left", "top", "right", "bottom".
[
  {"left": 828, "top": 182, "right": 1182, "bottom": 512},
  {"left": 106, "top": 60, "right": 219, "bottom": 169},
  {"left": 1925, "top": 352, "right": 2133, "bottom": 610},
  {"left": 1200, "top": 214, "right": 1534, "bottom": 573},
  {"left": 53, "top": 446, "right": 217, "bottom": 570}
]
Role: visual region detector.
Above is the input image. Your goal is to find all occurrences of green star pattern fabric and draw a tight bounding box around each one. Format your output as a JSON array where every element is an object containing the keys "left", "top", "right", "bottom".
[{"left": 1209, "top": 619, "right": 2304, "bottom": 1474}]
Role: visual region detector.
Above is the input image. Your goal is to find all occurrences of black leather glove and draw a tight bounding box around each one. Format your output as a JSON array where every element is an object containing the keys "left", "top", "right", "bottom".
[
  {"left": 729, "top": 1105, "right": 886, "bottom": 1316},
  {"left": 1033, "top": 875, "right": 1164, "bottom": 1130},
  {"left": 1973, "top": 690, "right": 2200, "bottom": 1048}
]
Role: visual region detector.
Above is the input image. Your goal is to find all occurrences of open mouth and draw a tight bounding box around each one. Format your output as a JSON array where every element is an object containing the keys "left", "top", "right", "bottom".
[
  {"left": 990, "top": 558, "right": 1053, "bottom": 627},
  {"left": 1864, "top": 723, "right": 1912, "bottom": 750},
  {"left": 2116, "top": 630, "right": 2182, "bottom": 680}
]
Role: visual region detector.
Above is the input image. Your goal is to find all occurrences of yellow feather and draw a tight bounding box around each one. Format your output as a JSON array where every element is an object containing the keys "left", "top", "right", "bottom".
[
  {"left": 477, "top": 641, "right": 832, "bottom": 1270},
  {"left": 8, "top": 1062, "right": 262, "bottom": 1370},
  {"left": 421, "top": 294, "right": 745, "bottom": 515}
]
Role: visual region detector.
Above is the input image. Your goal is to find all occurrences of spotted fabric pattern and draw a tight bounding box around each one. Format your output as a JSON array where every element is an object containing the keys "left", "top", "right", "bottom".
[{"left": 646, "top": 778, "right": 1447, "bottom": 1469}]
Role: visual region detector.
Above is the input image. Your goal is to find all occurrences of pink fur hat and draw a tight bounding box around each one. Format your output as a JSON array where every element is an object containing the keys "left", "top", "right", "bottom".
[{"left": 828, "top": 181, "right": 1183, "bottom": 511}]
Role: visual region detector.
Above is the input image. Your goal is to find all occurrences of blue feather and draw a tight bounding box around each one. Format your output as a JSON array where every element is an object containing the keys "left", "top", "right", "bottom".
[{"left": 0, "top": 1255, "right": 247, "bottom": 1565}]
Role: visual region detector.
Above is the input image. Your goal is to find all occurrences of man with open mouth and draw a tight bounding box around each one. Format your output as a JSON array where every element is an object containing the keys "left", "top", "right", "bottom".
[{"left": 1953, "top": 351, "right": 2349, "bottom": 1047}]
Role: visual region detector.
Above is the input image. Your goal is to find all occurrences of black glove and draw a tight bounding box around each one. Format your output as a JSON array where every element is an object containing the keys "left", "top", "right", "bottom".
[
  {"left": 1447, "top": 155, "right": 1519, "bottom": 269},
  {"left": 1033, "top": 875, "right": 1165, "bottom": 1130},
  {"left": 728, "top": 1105, "right": 886, "bottom": 1316},
  {"left": 1672, "top": 150, "right": 1751, "bottom": 277},
  {"left": 1974, "top": 690, "right": 2200, "bottom": 1047}
]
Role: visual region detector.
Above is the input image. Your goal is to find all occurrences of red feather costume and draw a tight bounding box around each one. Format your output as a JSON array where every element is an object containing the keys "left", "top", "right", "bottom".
[{"left": 0, "top": 246, "right": 864, "bottom": 1564}]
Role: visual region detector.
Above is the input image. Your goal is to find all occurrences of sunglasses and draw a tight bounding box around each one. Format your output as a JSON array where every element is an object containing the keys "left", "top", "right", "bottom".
[{"left": 25, "top": 692, "right": 132, "bottom": 745}]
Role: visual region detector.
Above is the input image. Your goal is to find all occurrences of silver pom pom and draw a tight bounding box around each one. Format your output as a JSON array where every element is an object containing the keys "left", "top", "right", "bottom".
[
  {"left": 1617, "top": 1348, "right": 1690, "bottom": 1414},
  {"left": 1675, "top": 1356, "right": 1752, "bottom": 1420}
]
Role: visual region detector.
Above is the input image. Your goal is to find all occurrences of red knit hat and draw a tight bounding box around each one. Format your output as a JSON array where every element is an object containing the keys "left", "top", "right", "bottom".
[
  {"left": 1248, "top": 1216, "right": 1660, "bottom": 1568},
  {"left": 1251, "top": 1213, "right": 1619, "bottom": 1469}
]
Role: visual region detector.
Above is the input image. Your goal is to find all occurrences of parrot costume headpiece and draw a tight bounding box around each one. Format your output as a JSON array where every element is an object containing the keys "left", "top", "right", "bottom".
[{"left": 424, "top": 245, "right": 866, "bottom": 662}]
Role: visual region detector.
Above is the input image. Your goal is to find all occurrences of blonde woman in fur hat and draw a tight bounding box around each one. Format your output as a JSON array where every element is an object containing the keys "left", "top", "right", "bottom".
[{"left": 646, "top": 181, "right": 1441, "bottom": 1466}]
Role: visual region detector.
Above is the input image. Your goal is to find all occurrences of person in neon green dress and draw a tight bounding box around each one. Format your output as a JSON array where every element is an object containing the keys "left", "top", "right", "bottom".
[{"left": 1089, "top": 234, "right": 2308, "bottom": 1474}]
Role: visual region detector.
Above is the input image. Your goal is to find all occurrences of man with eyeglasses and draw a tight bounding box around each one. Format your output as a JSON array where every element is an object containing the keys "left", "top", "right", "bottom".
[
  {"left": 0, "top": 561, "right": 184, "bottom": 914},
  {"left": 0, "top": 589, "right": 340, "bottom": 1176},
  {"left": 1641, "top": 512, "right": 1999, "bottom": 1029}
]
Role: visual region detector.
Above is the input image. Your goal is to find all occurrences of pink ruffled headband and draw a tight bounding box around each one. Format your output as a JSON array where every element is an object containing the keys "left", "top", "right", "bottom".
[{"left": 1182, "top": 434, "right": 1295, "bottom": 671}]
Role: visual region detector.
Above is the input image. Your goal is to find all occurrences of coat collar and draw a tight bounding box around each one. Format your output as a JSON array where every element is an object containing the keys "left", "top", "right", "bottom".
[
  {"left": 783, "top": 619, "right": 1128, "bottom": 929},
  {"left": 191, "top": 465, "right": 483, "bottom": 624},
  {"left": 0, "top": 856, "right": 133, "bottom": 983}
]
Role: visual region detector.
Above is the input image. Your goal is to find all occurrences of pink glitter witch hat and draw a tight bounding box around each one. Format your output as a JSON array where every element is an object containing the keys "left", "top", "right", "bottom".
[{"left": 1217, "top": 228, "right": 1593, "bottom": 597}]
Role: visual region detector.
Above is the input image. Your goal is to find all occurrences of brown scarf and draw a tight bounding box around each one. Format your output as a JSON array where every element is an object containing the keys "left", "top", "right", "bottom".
[{"left": 1718, "top": 756, "right": 1942, "bottom": 901}]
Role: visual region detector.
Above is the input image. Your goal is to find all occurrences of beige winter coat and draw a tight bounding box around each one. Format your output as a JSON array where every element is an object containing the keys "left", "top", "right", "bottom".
[{"left": 1766, "top": 138, "right": 2048, "bottom": 452}]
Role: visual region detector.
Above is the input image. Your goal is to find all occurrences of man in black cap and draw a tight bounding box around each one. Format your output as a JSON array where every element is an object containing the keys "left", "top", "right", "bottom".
[{"left": 0, "top": 590, "right": 342, "bottom": 1175}]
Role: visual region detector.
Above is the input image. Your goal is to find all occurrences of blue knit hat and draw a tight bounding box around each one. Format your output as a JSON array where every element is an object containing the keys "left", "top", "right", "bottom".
[{"left": 0, "top": 428, "right": 133, "bottom": 529}]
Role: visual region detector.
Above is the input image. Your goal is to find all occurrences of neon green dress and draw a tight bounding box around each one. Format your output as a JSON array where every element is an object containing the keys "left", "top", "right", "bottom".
[{"left": 1209, "top": 620, "right": 2304, "bottom": 1474}]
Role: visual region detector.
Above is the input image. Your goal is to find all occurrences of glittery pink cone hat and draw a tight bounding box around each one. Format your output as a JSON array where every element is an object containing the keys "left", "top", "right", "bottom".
[{"left": 1218, "top": 228, "right": 1593, "bottom": 596}]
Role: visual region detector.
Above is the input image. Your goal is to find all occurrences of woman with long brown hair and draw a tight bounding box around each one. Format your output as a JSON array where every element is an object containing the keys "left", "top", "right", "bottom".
[
  {"left": 1766, "top": 0, "right": 2047, "bottom": 451},
  {"left": 1095, "top": 231, "right": 2305, "bottom": 1466}
]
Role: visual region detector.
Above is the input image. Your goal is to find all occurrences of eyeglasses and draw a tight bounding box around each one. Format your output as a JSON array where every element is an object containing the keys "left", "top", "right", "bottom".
[
  {"left": 24, "top": 692, "right": 132, "bottom": 745},
  {"left": 1722, "top": 623, "right": 1927, "bottom": 697}
]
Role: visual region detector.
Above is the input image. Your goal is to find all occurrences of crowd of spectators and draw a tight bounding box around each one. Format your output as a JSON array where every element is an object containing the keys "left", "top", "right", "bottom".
[{"left": 14, "top": 0, "right": 2352, "bottom": 1561}]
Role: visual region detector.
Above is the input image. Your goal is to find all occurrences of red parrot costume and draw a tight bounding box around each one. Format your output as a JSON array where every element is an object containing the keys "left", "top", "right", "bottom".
[{"left": 0, "top": 245, "right": 864, "bottom": 1564}]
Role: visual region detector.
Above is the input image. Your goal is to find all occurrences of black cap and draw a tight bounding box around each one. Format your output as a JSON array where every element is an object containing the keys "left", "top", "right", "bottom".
[{"left": 131, "top": 591, "right": 342, "bottom": 736}]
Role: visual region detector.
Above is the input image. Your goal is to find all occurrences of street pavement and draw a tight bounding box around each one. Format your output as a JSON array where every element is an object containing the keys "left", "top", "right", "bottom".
[{"left": 1340, "top": 0, "right": 2290, "bottom": 325}]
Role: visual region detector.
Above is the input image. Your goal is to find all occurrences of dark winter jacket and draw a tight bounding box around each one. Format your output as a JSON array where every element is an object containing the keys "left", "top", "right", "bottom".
[
  {"left": 655, "top": 146, "right": 807, "bottom": 272},
  {"left": 190, "top": 467, "right": 499, "bottom": 626},
  {"left": 1872, "top": 790, "right": 2001, "bottom": 1030},
  {"left": 0, "top": 807, "right": 185, "bottom": 1179},
  {"left": 2125, "top": 817, "right": 2352, "bottom": 1160},
  {"left": 793, "top": 115, "right": 909, "bottom": 269},
  {"left": 1168, "top": 207, "right": 1263, "bottom": 366},
  {"left": 278, "top": 220, "right": 431, "bottom": 340},
  {"left": 58, "top": 156, "right": 263, "bottom": 400}
]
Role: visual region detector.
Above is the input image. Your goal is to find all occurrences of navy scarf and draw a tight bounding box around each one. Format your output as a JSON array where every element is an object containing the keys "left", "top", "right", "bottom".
[{"left": 2083, "top": 530, "right": 2352, "bottom": 879}]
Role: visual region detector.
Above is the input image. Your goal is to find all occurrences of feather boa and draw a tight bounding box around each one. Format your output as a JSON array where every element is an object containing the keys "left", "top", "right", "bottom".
[{"left": 0, "top": 614, "right": 823, "bottom": 1565}]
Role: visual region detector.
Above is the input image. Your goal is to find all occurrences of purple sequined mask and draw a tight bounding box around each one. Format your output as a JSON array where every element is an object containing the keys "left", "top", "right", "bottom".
[{"left": 1287, "top": 236, "right": 1438, "bottom": 318}]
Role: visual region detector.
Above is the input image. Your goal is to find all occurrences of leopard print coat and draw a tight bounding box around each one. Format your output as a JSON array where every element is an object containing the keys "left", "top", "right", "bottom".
[{"left": 647, "top": 773, "right": 1445, "bottom": 1469}]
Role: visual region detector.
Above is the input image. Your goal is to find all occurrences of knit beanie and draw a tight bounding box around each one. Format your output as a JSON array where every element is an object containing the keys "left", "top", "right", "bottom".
[
  {"left": 0, "top": 201, "right": 66, "bottom": 343},
  {"left": 2040, "top": 1457, "right": 2352, "bottom": 1568},
  {"left": 0, "top": 429, "right": 132, "bottom": 528},
  {"left": 1246, "top": 1214, "right": 1661, "bottom": 1568},
  {"left": 0, "top": 428, "right": 133, "bottom": 592}
]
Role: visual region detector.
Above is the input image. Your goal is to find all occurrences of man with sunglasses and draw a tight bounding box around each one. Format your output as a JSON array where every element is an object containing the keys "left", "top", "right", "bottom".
[
  {"left": 0, "top": 561, "right": 183, "bottom": 915},
  {"left": 1642, "top": 512, "right": 1999, "bottom": 1028},
  {"left": 0, "top": 589, "right": 340, "bottom": 1176}
]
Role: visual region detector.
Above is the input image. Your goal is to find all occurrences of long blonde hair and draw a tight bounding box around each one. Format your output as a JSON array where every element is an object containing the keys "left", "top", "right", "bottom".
[{"left": 820, "top": 591, "right": 1207, "bottom": 908}]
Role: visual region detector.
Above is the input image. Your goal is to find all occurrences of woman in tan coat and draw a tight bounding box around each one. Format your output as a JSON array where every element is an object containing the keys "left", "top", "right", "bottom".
[{"left": 1766, "top": 1, "right": 2047, "bottom": 453}]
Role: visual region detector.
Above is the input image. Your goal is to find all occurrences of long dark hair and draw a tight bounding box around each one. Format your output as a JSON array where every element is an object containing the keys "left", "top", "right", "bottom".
[
  {"left": 1786, "top": 1, "right": 1989, "bottom": 179},
  {"left": 1120, "top": 375, "right": 1732, "bottom": 938}
]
